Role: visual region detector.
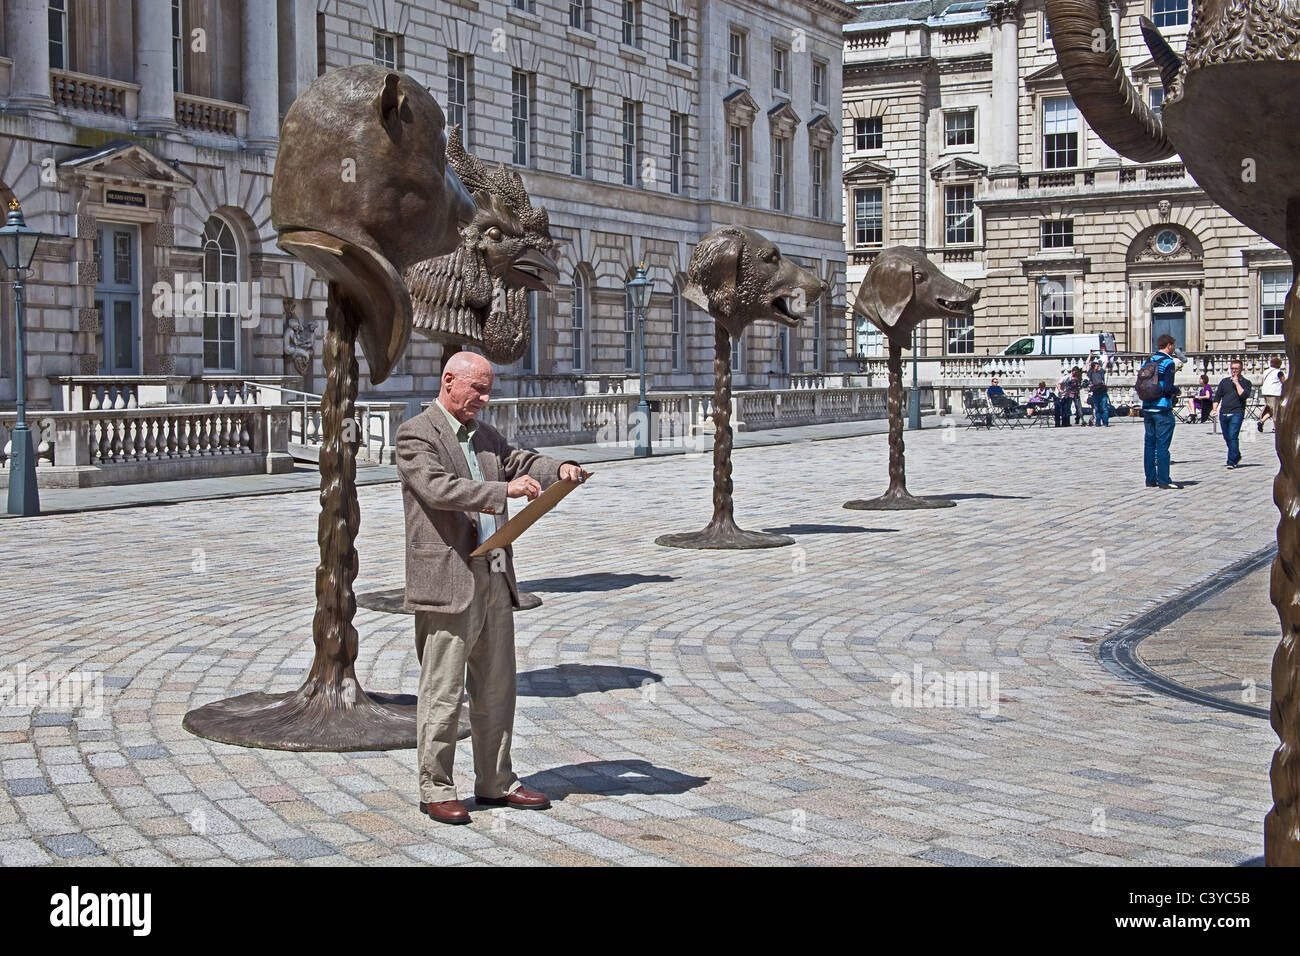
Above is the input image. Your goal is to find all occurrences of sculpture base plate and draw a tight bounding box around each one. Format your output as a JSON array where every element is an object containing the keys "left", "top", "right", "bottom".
[
  {"left": 655, "top": 525, "right": 795, "bottom": 550},
  {"left": 183, "top": 689, "right": 469, "bottom": 751},
  {"left": 844, "top": 494, "right": 956, "bottom": 511},
  {"left": 515, "top": 590, "right": 544, "bottom": 611},
  {"left": 355, "top": 587, "right": 541, "bottom": 614}
]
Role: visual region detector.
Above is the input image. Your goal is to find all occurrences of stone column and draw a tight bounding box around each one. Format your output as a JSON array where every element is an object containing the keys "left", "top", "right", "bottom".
[
  {"left": 134, "top": 0, "right": 176, "bottom": 132},
  {"left": 243, "top": 0, "right": 280, "bottom": 150},
  {"left": 5, "top": 0, "right": 55, "bottom": 113},
  {"left": 988, "top": 0, "right": 1021, "bottom": 174},
  {"left": 278, "top": 0, "right": 319, "bottom": 118}
]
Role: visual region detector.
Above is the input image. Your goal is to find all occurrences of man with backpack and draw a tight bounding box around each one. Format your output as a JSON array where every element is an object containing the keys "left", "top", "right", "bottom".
[{"left": 1137, "top": 334, "right": 1181, "bottom": 488}]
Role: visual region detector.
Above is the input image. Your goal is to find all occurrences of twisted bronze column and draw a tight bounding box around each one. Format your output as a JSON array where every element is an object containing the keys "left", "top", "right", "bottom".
[
  {"left": 656, "top": 325, "right": 793, "bottom": 549},
  {"left": 1266, "top": 199, "right": 1300, "bottom": 865},
  {"left": 183, "top": 284, "right": 417, "bottom": 750},
  {"left": 845, "top": 336, "right": 954, "bottom": 511}
]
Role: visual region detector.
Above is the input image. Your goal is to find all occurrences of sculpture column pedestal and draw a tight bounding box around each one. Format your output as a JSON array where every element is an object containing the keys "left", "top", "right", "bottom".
[
  {"left": 844, "top": 338, "right": 954, "bottom": 511},
  {"left": 656, "top": 325, "right": 793, "bottom": 549},
  {"left": 183, "top": 284, "right": 417, "bottom": 750}
]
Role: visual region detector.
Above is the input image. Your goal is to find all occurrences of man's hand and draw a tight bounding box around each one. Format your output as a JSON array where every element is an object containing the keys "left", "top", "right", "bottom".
[
  {"left": 559, "top": 463, "right": 591, "bottom": 484},
  {"left": 507, "top": 475, "right": 541, "bottom": 500}
]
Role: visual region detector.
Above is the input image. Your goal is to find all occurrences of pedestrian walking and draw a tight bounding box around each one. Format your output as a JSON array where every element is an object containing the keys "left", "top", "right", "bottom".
[
  {"left": 1137, "top": 333, "right": 1181, "bottom": 488},
  {"left": 1053, "top": 379, "right": 1071, "bottom": 427},
  {"left": 1060, "top": 367, "right": 1086, "bottom": 425},
  {"left": 1086, "top": 360, "right": 1110, "bottom": 427},
  {"left": 1211, "top": 359, "right": 1252, "bottom": 468},
  {"left": 1259, "top": 356, "right": 1285, "bottom": 432}
]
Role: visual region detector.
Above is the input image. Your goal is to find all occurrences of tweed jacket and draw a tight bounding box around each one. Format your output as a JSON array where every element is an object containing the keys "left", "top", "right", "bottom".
[{"left": 396, "top": 402, "right": 568, "bottom": 614}]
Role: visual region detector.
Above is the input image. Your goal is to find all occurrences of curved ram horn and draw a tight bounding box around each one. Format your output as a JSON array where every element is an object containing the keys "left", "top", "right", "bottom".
[
  {"left": 1139, "top": 15, "right": 1182, "bottom": 92},
  {"left": 1044, "top": 0, "right": 1175, "bottom": 163}
]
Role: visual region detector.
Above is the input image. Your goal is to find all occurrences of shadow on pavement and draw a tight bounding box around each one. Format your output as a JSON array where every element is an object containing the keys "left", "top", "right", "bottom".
[
  {"left": 763, "top": 523, "right": 898, "bottom": 535},
  {"left": 524, "top": 759, "right": 710, "bottom": 799},
  {"left": 518, "top": 664, "right": 661, "bottom": 698},
  {"left": 519, "top": 572, "right": 676, "bottom": 593}
]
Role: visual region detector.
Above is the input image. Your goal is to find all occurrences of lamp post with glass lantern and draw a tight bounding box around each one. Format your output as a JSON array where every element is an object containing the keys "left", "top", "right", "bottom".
[
  {"left": 1, "top": 199, "right": 44, "bottom": 516},
  {"left": 626, "top": 264, "right": 654, "bottom": 457}
]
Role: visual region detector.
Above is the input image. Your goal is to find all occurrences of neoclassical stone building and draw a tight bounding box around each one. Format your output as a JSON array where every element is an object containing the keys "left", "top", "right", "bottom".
[
  {"left": 0, "top": 0, "right": 855, "bottom": 418},
  {"left": 841, "top": 0, "right": 1289, "bottom": 358}
]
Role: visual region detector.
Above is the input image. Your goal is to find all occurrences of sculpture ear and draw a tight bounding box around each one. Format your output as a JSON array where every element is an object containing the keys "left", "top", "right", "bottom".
[
  {"left": 857, "top": 258, "right": 914, "bottom": 332},
  {"left": 377, "top": 73, "right": 411, "bottom": 141}
]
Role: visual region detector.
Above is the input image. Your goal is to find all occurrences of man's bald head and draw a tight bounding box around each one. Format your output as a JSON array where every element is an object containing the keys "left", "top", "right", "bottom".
[{"left": 438, "top": 349, "right": 495, "bottom": 423}]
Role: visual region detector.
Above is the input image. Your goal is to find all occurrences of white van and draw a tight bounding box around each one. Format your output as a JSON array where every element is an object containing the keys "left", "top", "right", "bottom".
[{"left": 999, "top": 332, "right": 1116, "bottom": 358}]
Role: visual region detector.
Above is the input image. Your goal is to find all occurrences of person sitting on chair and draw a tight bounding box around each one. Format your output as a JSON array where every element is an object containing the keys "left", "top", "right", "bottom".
[
  {"left": 1025, "top": 381, "right": 1051, "bottom": 417},
  {"left": 986, "top": 377, "right": 1006, "bottom": 401}
]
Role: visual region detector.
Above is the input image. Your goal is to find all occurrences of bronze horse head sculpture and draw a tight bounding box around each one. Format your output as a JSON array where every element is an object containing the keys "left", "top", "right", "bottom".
[{"left": 1045, "top": 0, "right": 1300, "bottom": 865}]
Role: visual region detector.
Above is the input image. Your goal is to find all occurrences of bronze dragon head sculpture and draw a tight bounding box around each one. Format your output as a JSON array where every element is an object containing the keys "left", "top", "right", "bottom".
[{"left": 404, "top": 126, "right": 559, "bottom": 364}]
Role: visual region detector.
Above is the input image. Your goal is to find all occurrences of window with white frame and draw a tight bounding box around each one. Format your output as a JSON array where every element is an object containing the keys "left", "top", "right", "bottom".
[
  {"left": 513, "top": 0, "right": 533, "bottom": 11},
  {"left": 622, "top": 1, "right": 642, "bottom": 48},
  {"left": 624, "top": 287, "right": 637, "bottom": 370},
  {"left": 1041, "top": 218, "right": 1074, "bottom": 248},
  {"left": 1151, "top": 0, "right": 1189, "bottom": 28},
  {"left": 202, "top": 217, "right": 239, "bottom": 371},
  {"left": 49, "top": 0, "right": 69, "bottom": 70},
  {"left": 772, "top": 43, "right": 789, "bottom": 93},
  {"left": 569, "top": 0, "right": 588, "bottom": 30},
  {"left": 777, "top": 327, "right": 790, "bottom": 373},
  {"left": 728, "top": 29, "right": 746, "bottom": 78},
  {"left": 811, "top": 147, "right": 827, "bottom": 219},
  {"left": 520, "top": 291, "right": 539, "bottom": 372},
  {"left": 946, "top": 314, "right": 974, "bottom": 354},
  {"left": 1042, "top": 11, "right": 1053, "bottom": 41},
  {"left": 854, "top": 116, "right": 883, "bottom": 151},
  {"left": 811, "top": 295, "right": 823, "bottom": 371},
  {"left": 944, "top": 184, "right": 976, "bottom": 243},
  {"left": 1149, "top": 86, "right": 1165, "bottom": 118},
  {"left": 855, "top": 313, "right": 883, "bottom": 357},
  {"left": 512, "top": 71, "right": 531, "bottom": 166},
  {"left": 812, "top": 60, "right": 826, "bottom": 104},
  {"left": 669, "top": 15, "right": 685, "bottom": 61},
  {"left": 170, "top": 0, "right": 183, "bottom": 90},
  {"left": 373, "top": 31, "right": 399, "bottom": 69},
  {"left": 571, "top": 271, "right": 586, "bottom": 370},
  {"left": 447, "top": 53, "right": 470, "bottom": 138},
  {"left": 622, "top": 100, "right": 640, "bottom": 187},
  {"left": 1042, "top": 96, "right": 1079, "bottom": 168},
  {"left": 728, "top": 124, "right": 746, "bottom": 203},
  {"left": 670, "top": 113, "right": 684, "bottom": 194},
  {"left": 854, "top": 188, "right": 883, "bottom": 247},
  {"left": 945, "top": 109, "right": 975, "bottom": 148},
  {"left": 671, "top": 284, "right": 684, "bottom": 372},
  {"left": 771, "top": 136, "right": 788, "bottom": 211},
  {"left": 731, "top": 330, "right": 742, "bottom": 370},
  {"left": 1263, "top": 269, "right": 1288, "bottom": 337},
  {"left": 571, "top": 86, "right": 588, "bottom": 177},
  {"left": 1040, "top": 276, "right": 1075, "bottom": 333}
]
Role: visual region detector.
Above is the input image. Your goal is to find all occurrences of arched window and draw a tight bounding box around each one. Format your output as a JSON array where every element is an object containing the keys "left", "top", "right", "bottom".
[
  {"left": 571, "top": 270, "right": 586, "bottom": 371},
  {"left": 202, "top": 216, "right": 239, "bottom": 370},
  {"left": 1153, "top": 290, "right": 1186, "bottom": 311}
]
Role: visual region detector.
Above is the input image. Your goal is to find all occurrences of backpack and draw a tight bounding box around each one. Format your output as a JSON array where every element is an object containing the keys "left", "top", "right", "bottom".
[{"left": 1135, "top": 357, "right": 1165, "bottom": 402}]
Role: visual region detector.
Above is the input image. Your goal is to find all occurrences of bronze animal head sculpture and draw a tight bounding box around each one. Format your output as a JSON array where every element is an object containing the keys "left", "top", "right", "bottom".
[
  {"left": 185, "top": 67, "right": 474, "bottom": 753},
  {"left": 658, "top": 226, "right": 827, "bottom": 551},
  {"left": 271, "top": 65, "right": 475, "bottom": 383},
  {"left": 1046, "top": 0, "right": 1300, "bottom": 865},
  {"left": 683, "top": 226, "right": 826, "bottom": 340},
  {"left": 405, "top": 126, "right": 559, "bottom": 365},
  {"left": 846, "top": 248, "right": 978, "bottom": 512},
  {"left": 854, "top": 246, "right": 980, "bottom": 346}
]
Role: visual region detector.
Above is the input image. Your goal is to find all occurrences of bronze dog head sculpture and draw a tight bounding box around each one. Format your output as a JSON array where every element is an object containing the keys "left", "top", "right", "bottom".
[
  {"left": 405, "top": 126, "right": 559, "bottom": 364},
  {"left": 854, "top": 246, "right": 979, "bottom": 346},
  {"left": 271, "top": 65, "right": 475, "bottom": 383},
  {"left": 684, "top": 226, "right": 827, "bottom": 339}
]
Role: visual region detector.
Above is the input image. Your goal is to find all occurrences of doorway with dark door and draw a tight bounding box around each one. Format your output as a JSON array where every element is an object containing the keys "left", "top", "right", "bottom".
[
  {"left": 93, "top": 223, "right": 140, "bottom": 374},
  {"left": 1150, "top": 290, "right": 1187, "bottom": 353}
]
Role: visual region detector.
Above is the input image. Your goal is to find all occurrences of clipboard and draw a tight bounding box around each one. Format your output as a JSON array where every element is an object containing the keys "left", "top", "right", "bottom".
[{"left": 470, "top": 473, "right": 591, "bottom": 557}]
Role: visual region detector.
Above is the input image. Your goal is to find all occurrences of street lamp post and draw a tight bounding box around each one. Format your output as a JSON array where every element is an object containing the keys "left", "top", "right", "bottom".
[
  {"left": 626, "top": 264, "right": 654, "bottom": 457},
  {"left": 1, "top": 199, "right": 44, "bottom": 517},
  {"left": 907, "top": 323, "right": 922, "bottom": 430},
  {"left": 1037, "top": 275, "right": 1050, "bottom": 341}
]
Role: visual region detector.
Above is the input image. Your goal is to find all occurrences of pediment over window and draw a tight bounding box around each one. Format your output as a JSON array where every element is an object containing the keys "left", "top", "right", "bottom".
[
  {"left": 807, "top": 113, "right": 837, "bottom": 149},
  {"left": 1024, "top": 61, "right": 1065, "bottom": 89},
  {"left": 59, "top": 141, "right": 195, "bottom": 188},
  {"left": 844, "top": 158, "right": 897, "bottom": 183},
  {"left": 930, "top": 157, "right": 988, "bottom": 181},
  {"left": 723, "top": 88, "right": 760, "bottom": 126},
  {"left": 767, "top": 101, "right": 801, "bottom": 138}
]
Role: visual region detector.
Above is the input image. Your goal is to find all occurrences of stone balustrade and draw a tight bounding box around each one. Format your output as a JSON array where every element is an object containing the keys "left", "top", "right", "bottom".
[
  {"left": 0, "top": 405, "right": 293, "bottom": 488},
  {"left": 51, "top": 375, "right": 190, "bottom": 411},
  {"left": 50, "top": 68, "right": 139, "bottom": 118},
  {"left": 174, "top": 92, "right": 249, "bottom": 137},
  {"left": 287, "top": 400, "right": 406, "bottom": 465}
]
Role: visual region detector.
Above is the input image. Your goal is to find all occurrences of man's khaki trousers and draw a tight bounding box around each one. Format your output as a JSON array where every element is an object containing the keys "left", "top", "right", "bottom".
[{"left": 414, "top": 556, "right": 521, "bottom": 803}]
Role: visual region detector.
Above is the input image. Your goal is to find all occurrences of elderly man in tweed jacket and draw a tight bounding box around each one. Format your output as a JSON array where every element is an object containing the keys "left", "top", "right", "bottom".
[{"left": 396, "top": 350, "right": 587, "bottom": 825}]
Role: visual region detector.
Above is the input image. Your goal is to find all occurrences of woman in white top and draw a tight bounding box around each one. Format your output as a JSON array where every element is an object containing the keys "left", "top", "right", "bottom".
[{"left": 1259, "top": 356, "right": 1285, "bottom": 432}]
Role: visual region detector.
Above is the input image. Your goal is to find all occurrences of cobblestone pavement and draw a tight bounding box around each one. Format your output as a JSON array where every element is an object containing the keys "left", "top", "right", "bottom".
[
  {"left": 1138, "top": 561, "right": 1275, "bottom": 715},
  {"left": 0, "top": 419, "right": 1284, "bottom": 865}
]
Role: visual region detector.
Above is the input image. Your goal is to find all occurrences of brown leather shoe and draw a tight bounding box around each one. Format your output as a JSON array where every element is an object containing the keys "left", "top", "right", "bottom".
[
  {"left": 420, "top": 799, "right": 471, "bottom": 825},
  {"left": 475, "top": 786, "right": 551, "bottom": 810}
]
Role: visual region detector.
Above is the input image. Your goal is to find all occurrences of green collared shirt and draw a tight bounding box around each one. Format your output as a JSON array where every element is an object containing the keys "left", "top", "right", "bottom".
[{"left": 435, "top": 400, "right": 498, "bottom": 545}]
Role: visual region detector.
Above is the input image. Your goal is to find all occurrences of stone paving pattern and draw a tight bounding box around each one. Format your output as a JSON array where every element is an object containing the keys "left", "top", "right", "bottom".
[{"left": 0, "top": 418, "right": 1284, "bottom": 865}]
